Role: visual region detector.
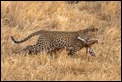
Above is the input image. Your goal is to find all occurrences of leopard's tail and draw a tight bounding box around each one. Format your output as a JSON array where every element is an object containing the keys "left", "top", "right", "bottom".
[{"left": 11, "top": 30, "right": 46, "bottom": 44}]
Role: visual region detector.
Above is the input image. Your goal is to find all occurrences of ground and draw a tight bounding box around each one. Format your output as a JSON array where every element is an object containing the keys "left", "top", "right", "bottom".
[{"left": 1, "top": 1, "right": 121, "bottom": 81}]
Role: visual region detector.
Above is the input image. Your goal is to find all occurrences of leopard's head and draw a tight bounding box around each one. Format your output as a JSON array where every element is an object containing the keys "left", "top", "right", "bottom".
[{"left": 78, "top": 27, "right": 98, "bottom": 40}]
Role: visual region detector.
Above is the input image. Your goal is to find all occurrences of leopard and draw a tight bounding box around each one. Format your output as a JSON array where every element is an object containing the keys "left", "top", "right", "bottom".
[{"left": 11, "top": 27, "right": 98, "bottom": 56}]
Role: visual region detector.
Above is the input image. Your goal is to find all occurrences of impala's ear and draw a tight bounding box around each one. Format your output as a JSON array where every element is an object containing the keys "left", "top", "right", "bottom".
[{"left": 77, "top": 36, "right": 86, "bottom": 43}]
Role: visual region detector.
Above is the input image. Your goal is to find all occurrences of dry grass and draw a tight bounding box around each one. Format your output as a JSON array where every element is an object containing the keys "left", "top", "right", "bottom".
[{"left": 1, "top": 1, "right": 121, "bottom": 81}]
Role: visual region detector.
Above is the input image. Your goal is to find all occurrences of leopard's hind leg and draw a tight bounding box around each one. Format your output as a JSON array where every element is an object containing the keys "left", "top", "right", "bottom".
[{"left": 22, "top": 44, "right": 41, "bottom": 54}]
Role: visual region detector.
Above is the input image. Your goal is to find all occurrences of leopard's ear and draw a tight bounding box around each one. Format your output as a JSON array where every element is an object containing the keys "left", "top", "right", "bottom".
[{"left": 77, "top": 36, "right": 86, "bottom": 43}]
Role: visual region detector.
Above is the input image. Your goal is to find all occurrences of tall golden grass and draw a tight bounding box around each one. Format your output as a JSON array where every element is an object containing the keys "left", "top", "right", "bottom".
[{"left": 1, "top": 1, "right": 121, "bottom": 81}]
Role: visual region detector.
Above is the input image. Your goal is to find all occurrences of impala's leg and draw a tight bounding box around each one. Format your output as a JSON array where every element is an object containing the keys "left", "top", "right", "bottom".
[
  {"left": 77, "top": 36, "right": 87, "bottom": 44},
  {"left": 77, "top": 36, "right": 99, "bottom": 45}
]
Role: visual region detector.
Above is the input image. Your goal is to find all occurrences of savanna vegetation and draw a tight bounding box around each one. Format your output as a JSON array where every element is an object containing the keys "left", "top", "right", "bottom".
[{"left": 1, "top": 1, "right": 121, "bottom": 81}]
